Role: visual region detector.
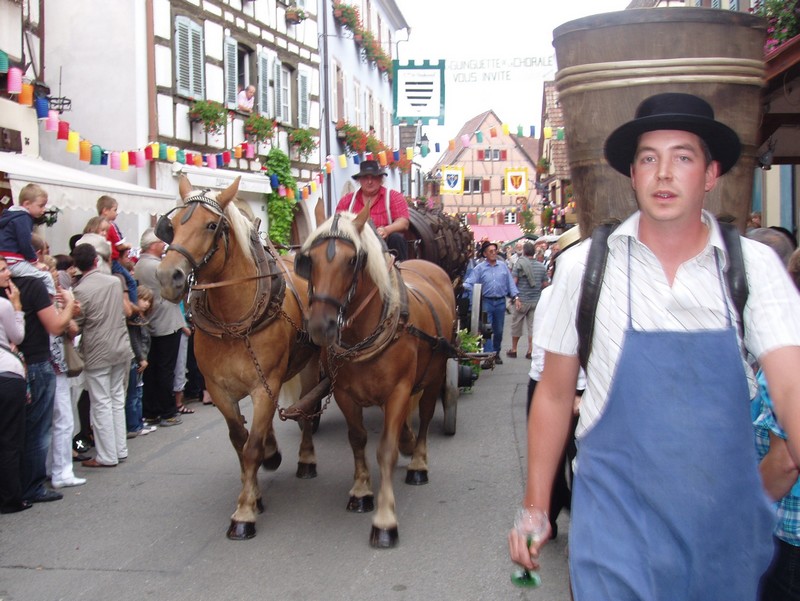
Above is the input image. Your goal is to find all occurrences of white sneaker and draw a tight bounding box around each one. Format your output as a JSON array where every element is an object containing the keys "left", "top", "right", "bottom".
[
  {"left": 52, "top": 476, "right": 87, "bottom": 489},
  {"left": 140, "top": 425, "right": 157, "bottom": 435}
]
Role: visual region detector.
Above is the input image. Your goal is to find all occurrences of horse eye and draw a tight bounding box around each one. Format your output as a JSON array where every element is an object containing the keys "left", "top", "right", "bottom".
[
  {"left": 348, "top": 256, "right": 357, "bottom": 266},
  {"left": 207, "top": 222, "right": 218, "bottom": 232}
]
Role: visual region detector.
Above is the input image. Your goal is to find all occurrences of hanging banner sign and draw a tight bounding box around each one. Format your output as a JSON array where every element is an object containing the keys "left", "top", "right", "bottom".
[
  {"left": 504, "top": 167, "right": 528, "bottom": 195},
  {"left": 393, "top": 59, "right": 446, "bottom": 126},
  {"left": 441, "top": 166, "right": 464, "bottom": 195}
]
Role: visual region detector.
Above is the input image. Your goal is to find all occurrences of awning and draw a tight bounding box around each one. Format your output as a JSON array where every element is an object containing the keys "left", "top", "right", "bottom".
[
  {"left": 0, "top": 152, "right": 175, "bottom": 214},
  {"left": 468, "top": 224, "right": 523, "bottom": 243},
  {"left": 167, "top": 162, "right": 273, "bottom": 195}
]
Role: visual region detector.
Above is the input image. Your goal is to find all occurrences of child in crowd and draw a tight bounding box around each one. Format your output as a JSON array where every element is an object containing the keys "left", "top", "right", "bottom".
[
  {"left": 97, "top": 196, "right": 137, "bottom": 303},
  {"left": 0, "top": 183, "right": 56, "bottom": 295},
  {"left": 126, "top": 285, "right": 155, "bottom": 437}
]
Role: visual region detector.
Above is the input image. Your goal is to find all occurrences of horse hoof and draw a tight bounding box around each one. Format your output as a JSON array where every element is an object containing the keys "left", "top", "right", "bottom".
[
  {"left": 262, "top": 451, "right": 282, "bottom": 471},
  {"left": 256, "top": 498, "right": 264, "bottom": 514},
  {"left": 347, "top": 495, "right": 374, "bottom": 513},
  {"left": 405, "top": 469, "right": 429, "bottom": 485},
  {"left": 370, "top": 525, "right": 399, "bottom": 549},
  {"left": 296, "top": 462, "right": 317, "bottom": 479},
  {"left": 227, "top": 520, "right": 256, "bottom": 540}
]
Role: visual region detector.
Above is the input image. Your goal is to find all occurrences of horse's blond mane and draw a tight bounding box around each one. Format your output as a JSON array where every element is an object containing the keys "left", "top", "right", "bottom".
[{"left": 303, "top": 212, "right": 398, "bottom": 307}]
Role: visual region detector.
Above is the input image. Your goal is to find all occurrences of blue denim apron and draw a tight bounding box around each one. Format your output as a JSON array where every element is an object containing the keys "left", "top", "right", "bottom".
[{"left": 570, "top": 244, "right": 774, "bottom": 600}]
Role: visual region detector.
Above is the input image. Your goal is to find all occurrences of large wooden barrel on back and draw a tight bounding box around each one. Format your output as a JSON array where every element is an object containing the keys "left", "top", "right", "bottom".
[
  {"left": 553, "top": 8, "right": 766, "bottom": 235},
  {"left": 406, "top": 204, "right": 473, "bottom": 291}
]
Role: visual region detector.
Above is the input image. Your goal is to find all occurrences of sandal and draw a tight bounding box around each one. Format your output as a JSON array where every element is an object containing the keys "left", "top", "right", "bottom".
[
  {"left": 506, "top": 350, "right": 517, "bottom": 358},
  {"left": 176, "top": 405, "right": 195, "bottom": 414}
]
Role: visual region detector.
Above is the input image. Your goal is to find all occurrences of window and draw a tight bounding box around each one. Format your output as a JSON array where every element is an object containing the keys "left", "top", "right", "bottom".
[
  {"left": 298, "top": 68, "right": 310, "bottom": 128},
  {"left": 333, "top": 62, "right": 346, "bottom": 122},
  {"left": 353, "top": 79, "right": 361, "bottom": 128},
  {"left": 257, "top": 51, "right": 272, "bottom": 116},
  {"left": 274, "top": 60, "right": 291, "bottom": 124},
  {"left": 728, "top": 0, "right": 738, "bottom": 9},
  {"left": 175, "top": 16, "right": 204, "bottom": 98},
  {"left": 464, "top": 178, "right": 482, "bottom": 194},
  {"left": 482, "top": 149, "right": 500, "bottom": 161},
  {"left": 366, "top": 89, "right": 374, "bottom": 131},
  {"left": 504, "top": 212, "right": 517, "bottom": 225}
]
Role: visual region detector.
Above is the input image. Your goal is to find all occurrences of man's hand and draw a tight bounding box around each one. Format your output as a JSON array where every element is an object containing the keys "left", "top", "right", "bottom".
[
  {"left": 137, "top": 359, "right": 149, "bottom": 374},
  {"left": 376, "top": 226, "right": 389, "bottom": 239}
]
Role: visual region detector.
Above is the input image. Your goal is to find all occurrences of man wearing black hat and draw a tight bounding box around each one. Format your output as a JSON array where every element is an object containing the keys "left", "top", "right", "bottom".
[
  {"left": 335, "top": 160, "right": 410, "bottom": 260},
  {"left": 463, "top": 240, "right": 519, "bottom": 366},
  {"left": 510, "top": 93, "right": 800, "bottom": 600}
]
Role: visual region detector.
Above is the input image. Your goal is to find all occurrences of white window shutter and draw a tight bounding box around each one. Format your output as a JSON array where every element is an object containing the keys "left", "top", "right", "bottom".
[
  {"left": 189, "top": 21, "right": 204, "bottom": 98},
  {"left": 224, "top": 37, "right": 238, "bottom": 108},
  {"left": 176, "top": 17, "right": 191, "bottom": 97},
  {"left": 258, "top": 52, "right": 271, "bottom": 116},
  {"left": 274, "top": 59, "right": 284, "bottom": 122},
  {"left": 298, "top": 70, "right": 310, "bottom": 128},
  {"left": 341, "top": 72, "right": 349, "bottom": 123}
]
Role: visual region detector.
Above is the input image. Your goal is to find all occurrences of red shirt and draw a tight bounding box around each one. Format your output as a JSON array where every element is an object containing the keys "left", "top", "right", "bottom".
[
  {"left": 106, "top": 222, "right": 126, "bottom": 261},
  {"left": 335, "top": 186, "right": 409, "bottom": 228}
]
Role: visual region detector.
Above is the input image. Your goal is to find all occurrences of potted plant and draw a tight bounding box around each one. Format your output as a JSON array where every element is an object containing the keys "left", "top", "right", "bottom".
[
  {"left": 244, "top": 113, "right": 275, "bottom": 144},
  {"left": 285, "top": 4, "right": 307, "bottom": 25},
  {"left": 288, "top": 127, "right": 318, "bottom": 161},
  {"left": 189, "top": 100, "right": 228, "bottom": 135},
  {"left": 332, "top": 2, "right": 361, "bottom": 32},
  {"left": 536, "top": 156, "right": 550, "bottom": 175},
  {"left": 335, "top": 119, "right": 368, "bottom": 154}
]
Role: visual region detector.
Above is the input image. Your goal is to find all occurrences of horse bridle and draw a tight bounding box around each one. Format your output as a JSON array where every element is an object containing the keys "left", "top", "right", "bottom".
[
  {"left": 156, "top": 191, "right": 230, "bottom": 273},
  {"left": 295, "top": 214, "right": 365, "bottom": 328}
]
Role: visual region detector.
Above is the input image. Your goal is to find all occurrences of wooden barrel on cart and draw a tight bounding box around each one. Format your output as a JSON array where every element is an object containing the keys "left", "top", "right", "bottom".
[
  {"left": 553, "top": 8, "right": 766, "bottom": 235},
  {"left": 406, "top": 204, "right": 473, "bottom": 292}
]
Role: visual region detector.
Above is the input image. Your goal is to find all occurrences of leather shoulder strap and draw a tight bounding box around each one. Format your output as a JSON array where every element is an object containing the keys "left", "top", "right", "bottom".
[
  {"left": 577, "top": 222, "right": 617, "bottom": 370},
  {"left": 717, "top": 219, "right": 748, "bottom": 338}
]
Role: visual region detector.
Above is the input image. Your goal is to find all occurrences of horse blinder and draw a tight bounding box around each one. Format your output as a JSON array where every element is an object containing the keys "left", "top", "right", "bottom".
[
  {"left": 155, "top": 213, "right": 174, "bottom": 245},
  {"left": 294, "top": 253, "right": 312, "bottom": 280}
]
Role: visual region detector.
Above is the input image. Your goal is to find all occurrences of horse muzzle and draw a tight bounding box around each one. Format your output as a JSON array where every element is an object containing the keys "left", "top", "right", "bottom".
[
  {"left": 157, "top": 264, "right": 189, "bottom": 304},
  {"left": 306, "top": 304, "right": 340, "bottom": 347}
]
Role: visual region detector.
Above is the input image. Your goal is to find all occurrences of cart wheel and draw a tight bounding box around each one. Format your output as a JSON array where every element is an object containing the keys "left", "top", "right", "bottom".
[
  {"left": 470, "top": 283, "right": 483, "bottom": 335},
  {"left": 442, "top": 359, "right": 458, "bottom": 435}
]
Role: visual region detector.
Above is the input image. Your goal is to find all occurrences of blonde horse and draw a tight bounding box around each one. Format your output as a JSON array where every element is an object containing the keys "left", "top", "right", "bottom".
[
  {"left": 295, "top": 204, "right": 457, "bottom": 548},
  {"left": 156, "top": 176, "right": 319, "bottom": 540}
]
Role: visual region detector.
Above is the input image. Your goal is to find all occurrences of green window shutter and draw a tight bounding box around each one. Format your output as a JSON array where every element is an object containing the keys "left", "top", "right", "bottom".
[
  {"left": 176, "top": 17, "right": 205, "bottom": 98},
  {"left": 175, "top": 17, "right": 191, "bottom": 97},
  {"left": 224, "top": 37, "right": 238, "bottom": 108},
  {"left": 274, "top": 59, "right": 284, "bottom": 122},
  {"left": 189, "top": 20, "right": 204, "bottom": 98},
  {"left": 258, "top": 52, "right": 271, "bottom": 116},
  {"left": 298, "top": 70, "right": 310, "bottom": 128}
]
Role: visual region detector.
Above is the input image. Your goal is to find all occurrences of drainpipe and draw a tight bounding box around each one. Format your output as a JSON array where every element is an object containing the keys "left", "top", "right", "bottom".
[
  {"left": 321, "top": 0, "right": 333, "bottom": 217},
  {"left": 145, "top": 0, "right": 158, "bottom": 195}
]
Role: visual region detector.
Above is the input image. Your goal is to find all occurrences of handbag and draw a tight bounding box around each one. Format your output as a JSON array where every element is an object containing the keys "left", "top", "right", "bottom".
[{"left": 63, "top": 338, "right": 84, "bottom": 377}]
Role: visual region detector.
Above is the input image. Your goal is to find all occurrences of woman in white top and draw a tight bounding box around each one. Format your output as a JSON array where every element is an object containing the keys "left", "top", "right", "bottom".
[{"left": 0, "top": 255, "right": 29, "bottom": 513}]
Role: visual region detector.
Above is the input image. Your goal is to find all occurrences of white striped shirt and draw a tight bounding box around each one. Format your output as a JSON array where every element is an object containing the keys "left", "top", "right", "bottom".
[{"left": 536, "top": 210, "right": 800, "bottom": 438}]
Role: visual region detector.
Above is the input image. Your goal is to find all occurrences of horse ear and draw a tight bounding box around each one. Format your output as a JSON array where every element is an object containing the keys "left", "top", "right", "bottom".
[
  {"left": 353, "top": 201, "right": 371, "bottom": 233},
  {"left": 178, "top": 175, "right": 193, "bottom": 201},
  {"left": 217, "top": 176, "right": 241, "bottom": 207}
]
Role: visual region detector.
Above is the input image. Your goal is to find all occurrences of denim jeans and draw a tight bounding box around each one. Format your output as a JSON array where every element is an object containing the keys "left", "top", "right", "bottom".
[
  {"left": 21, "top": 361, "right": 56, "bottom": 500},
  {"left": 112, "top": 260, "right": 138, "bottom": 303},
  {"left": 481, "top": 296, "right": 507, "bottom": 354},
  {"left": 125, "top": 360, "right": 143, "bottom": 433},
  {"left": 761, "top": 537, "right": 800, "bottom": 601}
]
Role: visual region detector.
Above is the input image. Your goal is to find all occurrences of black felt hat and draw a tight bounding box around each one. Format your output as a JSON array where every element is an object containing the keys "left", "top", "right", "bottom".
[
  {"left": 352, "top": 160, "right": 387, "bottom": 180},
  {"left": 604, "top": 93, "right": 741, "bottom": 177},
  {"left": 479, "top": 240, "right": 498, "bottom": 258}
]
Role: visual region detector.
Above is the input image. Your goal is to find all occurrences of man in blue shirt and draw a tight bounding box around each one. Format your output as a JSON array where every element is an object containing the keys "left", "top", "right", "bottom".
[{"left": 463, "top": 241, "right": 519, "bottom": 365}]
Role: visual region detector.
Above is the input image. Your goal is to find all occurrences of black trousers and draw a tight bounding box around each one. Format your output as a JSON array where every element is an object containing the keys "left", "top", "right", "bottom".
[
  {"left": 184, "top": 332, "right": 205, "bottom": 398},
  {"left": 0, "top": 373, "right": 27, "bottom": 509},
  {"left": 142, "top": 330, "right": 181, "bottom": 420},
  {"left": 527, "top": 377, "right": 579, "bottom": 531},
  {"left": 386, "top": 232, "right": 407, "bottom": 261}
]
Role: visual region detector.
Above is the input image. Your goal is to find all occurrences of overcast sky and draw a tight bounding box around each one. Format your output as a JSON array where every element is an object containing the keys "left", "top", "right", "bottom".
[{"left": 392, "top": 0, "right": 631, "bottom": 163}]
